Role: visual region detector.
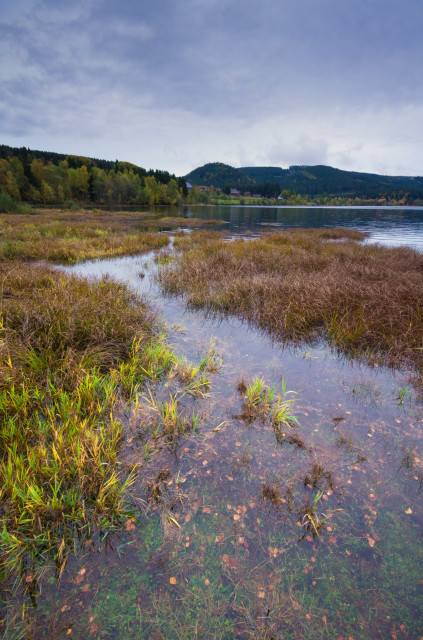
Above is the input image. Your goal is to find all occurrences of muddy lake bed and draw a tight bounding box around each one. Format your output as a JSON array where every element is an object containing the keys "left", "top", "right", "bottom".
[{"left": 2, "top": 206, "right": 423, "bottom": 639}]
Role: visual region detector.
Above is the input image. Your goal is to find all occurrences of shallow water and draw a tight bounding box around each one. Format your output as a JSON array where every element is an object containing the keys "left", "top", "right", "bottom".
[
  {"left": 5, "top": 218, "right": 423, "bottom": 640},
  {"left": 155, "top": 203, "right": 423, "bottom": 250}
]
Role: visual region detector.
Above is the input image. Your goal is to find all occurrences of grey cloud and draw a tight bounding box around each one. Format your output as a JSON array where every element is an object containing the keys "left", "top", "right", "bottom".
[{"left": 1, "top": 0, "right": 422, "bottom": 175}]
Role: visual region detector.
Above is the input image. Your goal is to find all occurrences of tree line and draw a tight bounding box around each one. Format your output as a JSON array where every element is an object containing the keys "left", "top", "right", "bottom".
[{"left": 0, "top": 146, "right": 187, "bottom": 206}]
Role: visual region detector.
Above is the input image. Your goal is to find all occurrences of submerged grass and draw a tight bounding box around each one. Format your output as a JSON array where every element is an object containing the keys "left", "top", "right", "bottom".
[{"left": 158, "top": 228, "right": 423, "bottom": 371}]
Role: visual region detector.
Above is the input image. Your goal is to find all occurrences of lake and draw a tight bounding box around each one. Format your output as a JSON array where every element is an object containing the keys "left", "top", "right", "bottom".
[
  {"left": 8, "top": 207, "right": 423, "bottom": 640},
  {"left": 153, "top": 203, "right": 423, "bottom": 249}
]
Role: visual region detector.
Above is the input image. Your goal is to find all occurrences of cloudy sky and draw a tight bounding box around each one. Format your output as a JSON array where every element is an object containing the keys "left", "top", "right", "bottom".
[{"left": 1, "top": 0, "right": 422, "bottom": 176}]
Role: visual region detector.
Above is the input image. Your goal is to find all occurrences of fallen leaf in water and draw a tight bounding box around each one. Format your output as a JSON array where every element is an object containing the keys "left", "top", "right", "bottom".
[
  {"left": 227, "top": 476, "right": 233, "bottom": 481},
  {"left": 169, "top": 577, "right": 177, "bottom": 584},
  {"left": 368, "top": 537, "right": 376, "bottom": 548},
  {"left": 405, "top": 508, "right": 413, "bottom": 514},
  {"left": 81, "top": 584, "right": 90, "bottom": 592},
  {"left": 126, "top": 519, "right": 136, "bottom": 531},
  {"left": 326, "top": 526, "right": 333, "bottom": 532},
  {"left": 90, "top": 624, "right": 99, "bottom": 634}
]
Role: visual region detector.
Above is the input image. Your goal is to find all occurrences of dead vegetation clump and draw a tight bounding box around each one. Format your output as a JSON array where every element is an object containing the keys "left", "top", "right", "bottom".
[{"left": 158, "top": 228, "right": 423, "bottom": 371}]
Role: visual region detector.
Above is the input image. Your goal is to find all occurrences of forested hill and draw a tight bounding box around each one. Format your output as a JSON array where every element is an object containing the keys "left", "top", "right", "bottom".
[
  {"left": 186, "top": 162, "right": 423, "bottom": 200},
  {"left": 0, "top": 145, "right": 187, "bottom": 206}
]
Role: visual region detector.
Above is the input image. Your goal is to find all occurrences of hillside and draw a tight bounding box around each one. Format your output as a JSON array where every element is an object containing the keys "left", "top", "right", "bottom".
[{"left": 186, "top": 162, "right": 423, "bottom": 200}]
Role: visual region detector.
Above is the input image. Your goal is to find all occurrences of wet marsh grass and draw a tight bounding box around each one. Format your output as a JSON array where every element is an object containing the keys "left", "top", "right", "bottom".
[
  {"left": 158, "top": 227, "right": 423, "bottom": 372},
  {"left": 2, "top": 220, "right": 423, "bottom": 639},
  {"left": 0, "top": 209, "right": 172, "bottom": 262},
  {"left": 237, "top": 377, "right": 299, "bottom": 436},
  {"left": 0, "top": 260, "right": 182, "bottom": 578}
]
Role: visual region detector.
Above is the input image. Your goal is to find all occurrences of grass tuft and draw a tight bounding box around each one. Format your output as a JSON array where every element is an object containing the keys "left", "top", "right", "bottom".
[{"left": 158, "top": 228, "right": 423, "bottom": 370}]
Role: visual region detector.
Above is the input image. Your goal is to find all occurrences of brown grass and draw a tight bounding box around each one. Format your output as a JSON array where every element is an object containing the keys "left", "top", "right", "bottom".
[{"left": 158, "top": 228, "right": 423, "bottom": 370}]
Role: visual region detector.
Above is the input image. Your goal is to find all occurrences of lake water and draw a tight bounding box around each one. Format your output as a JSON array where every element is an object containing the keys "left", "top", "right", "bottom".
[
  {"left": 6, "top": 207, "right": 423, "bottom": 640},
  {"left": 156, "top": 204, "right": 423, "bottom": 249}
]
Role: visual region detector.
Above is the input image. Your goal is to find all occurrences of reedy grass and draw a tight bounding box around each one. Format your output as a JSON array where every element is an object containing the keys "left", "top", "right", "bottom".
[
  {"left": 158, "top": 228, "right": 423, "bottom": 371},
  {"left": 240, "top": 376, "right": 299, "bottom": 432},
  {"left": 0, "top": 209, "right": 169, "bottom": 263},
  {"left": 0, "top": 261, "right": 178, "bottom": 577}
]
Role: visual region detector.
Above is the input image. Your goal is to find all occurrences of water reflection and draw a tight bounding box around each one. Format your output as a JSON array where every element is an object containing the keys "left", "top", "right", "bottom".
[{"left": 152, "top": 204, "right": 423, "bottom": 250}]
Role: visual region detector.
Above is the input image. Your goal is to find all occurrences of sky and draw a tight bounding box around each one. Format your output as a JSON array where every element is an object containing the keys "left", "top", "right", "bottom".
[{"left": 1, "top": 0, "right": 422, "bottom": 177}]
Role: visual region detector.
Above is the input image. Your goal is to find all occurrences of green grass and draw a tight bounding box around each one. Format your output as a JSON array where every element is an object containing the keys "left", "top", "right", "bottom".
[
  {"left": 0, "top": 210, "right": 170, "bottom": 262},
  {"left": 0, "top": 260, "right": 186, "bottom": 579}
]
